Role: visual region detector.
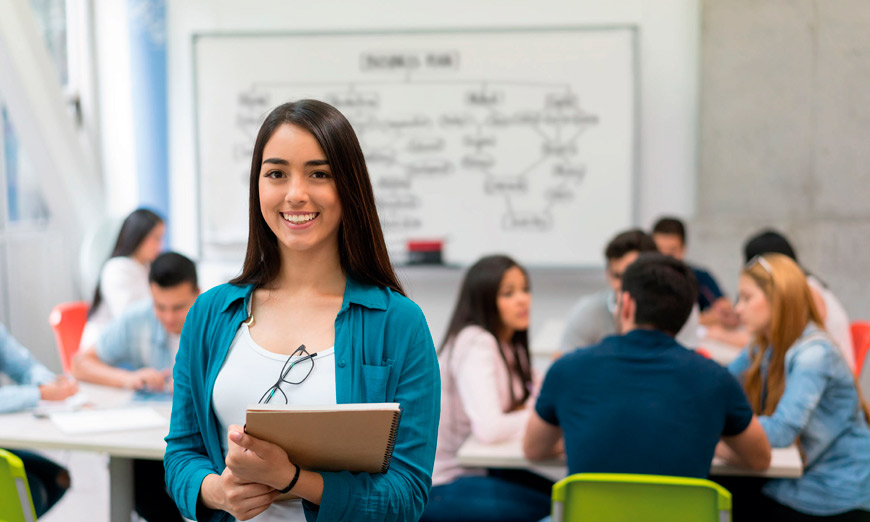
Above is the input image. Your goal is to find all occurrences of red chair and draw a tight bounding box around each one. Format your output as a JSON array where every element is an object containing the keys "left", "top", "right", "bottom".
[
  {"left": 850, "top": 321, "right": 870, "bottom": 377},
  {"left": 48, "top": 301, "right": 89, "bottom": 373}
]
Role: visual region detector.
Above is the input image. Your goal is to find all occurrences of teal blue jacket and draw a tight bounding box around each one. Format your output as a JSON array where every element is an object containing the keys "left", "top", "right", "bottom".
[{"left": 164, "top": 279, "right": 440, "bottom": 521}]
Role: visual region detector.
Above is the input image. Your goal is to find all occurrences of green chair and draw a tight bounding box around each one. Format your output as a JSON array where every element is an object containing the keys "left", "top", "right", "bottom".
[
  {"left": 0, "top": 449, "right": 37, "bottom": 522},
  {"left": 551, "top": 473, "right": 731, "bottom": 522}
]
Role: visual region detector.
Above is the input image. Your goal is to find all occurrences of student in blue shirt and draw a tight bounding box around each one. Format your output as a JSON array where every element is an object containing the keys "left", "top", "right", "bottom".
[
  {"left": 73, "top": 252, "right": 199, "bottom": 392},
  {"left": 73, "top": 251, "right": 198, "bottom": 522},
  {"left": 524, "top": 254, "right": 770, "bottom": 478},
  {"left": 725, "top": 254, "right": 870, "bottom": 521},
  {"left": 651, "top": 216, "right": 738, "bottom": 328},
  {"left": 164, "top": 100, "right": 440, "bottom": 522},
  {"left": 0, "top": 323, "right": 77, "bottom": 517}
]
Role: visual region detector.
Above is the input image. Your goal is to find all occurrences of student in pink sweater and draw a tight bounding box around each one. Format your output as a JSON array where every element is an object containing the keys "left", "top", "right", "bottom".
[{"left": 421, "top": 255, "right": 551, "bottom": 522}]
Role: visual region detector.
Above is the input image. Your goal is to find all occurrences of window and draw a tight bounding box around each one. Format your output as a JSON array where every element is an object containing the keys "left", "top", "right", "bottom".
[{"left": 1, "top": 0, "right": 71, "bottom": 225}]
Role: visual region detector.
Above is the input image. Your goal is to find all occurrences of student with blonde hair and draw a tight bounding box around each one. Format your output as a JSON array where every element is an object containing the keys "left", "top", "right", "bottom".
[{"left": 724, "top": 253, "right": 870, "bottom": 521}]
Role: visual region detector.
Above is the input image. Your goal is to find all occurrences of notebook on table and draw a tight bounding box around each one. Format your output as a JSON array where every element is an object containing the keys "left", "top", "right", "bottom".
[{"left": 244, "top": 403, "right": 402, "bottom": 475}]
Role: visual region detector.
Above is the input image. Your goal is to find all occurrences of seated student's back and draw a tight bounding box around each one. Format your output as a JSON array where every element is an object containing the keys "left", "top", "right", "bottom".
[
  {"left": 525, "top": 253, "right": 770, "bottom": 480},
  {"left": 541, "top": 333, "right": 751, "bottom": 478}
]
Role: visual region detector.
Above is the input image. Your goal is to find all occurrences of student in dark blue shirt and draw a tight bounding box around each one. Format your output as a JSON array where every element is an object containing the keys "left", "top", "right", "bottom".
[
  {"left": 652, "top": 216, "right": 739, "bottom": 329},
  {"left": 524, "top": 253, "right": 771, "bottom": 478}
]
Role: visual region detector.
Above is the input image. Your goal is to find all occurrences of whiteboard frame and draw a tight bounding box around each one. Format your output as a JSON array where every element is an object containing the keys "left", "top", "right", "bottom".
[{"left": 191, "top": 25, "right": 640, "bottom": 268}]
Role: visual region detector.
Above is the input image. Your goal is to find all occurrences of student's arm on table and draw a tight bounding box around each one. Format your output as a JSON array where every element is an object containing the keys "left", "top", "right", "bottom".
[
  {"left": 716, "top": 415, "right": 771, "bottom": 471},
  {"left": 0, "top": 324, "right": 77, "bottom": 412},
  {"left": 523, "top": 358, "right": 565, "bottom": 460},
  {"left": 700, "top": 298, "right": 740, "bottom": 328},
  {"left": 72, "top": 346, "right": 169, "bottom": 390},
  {"left": 706, "top": 324, "right": 751, "bottom": 349},
  {"left": 523, "top": 411, "right": 564, "bottom": 460}
]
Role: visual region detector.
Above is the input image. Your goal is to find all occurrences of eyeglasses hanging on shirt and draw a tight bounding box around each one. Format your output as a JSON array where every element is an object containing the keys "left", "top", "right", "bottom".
[{"left": 259, "top": 344, "right": 318, "bottom": 404}]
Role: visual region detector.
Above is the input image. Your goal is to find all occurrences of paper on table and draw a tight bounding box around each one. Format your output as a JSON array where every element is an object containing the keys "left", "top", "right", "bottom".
[
  {"left": 49, "top": 407, "right": 167, "bottom": 435},
  {"left": 33, "top": 392, "right": 91, "bottom": 417}
]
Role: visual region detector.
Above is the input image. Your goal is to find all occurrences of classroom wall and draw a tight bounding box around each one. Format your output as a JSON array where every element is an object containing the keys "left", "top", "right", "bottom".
[
  {"left": 164, "top": 0, "right": 700, "bottom": 341},
  {"left": 692, "top": 0, "right": 870, "bottom": 321}
]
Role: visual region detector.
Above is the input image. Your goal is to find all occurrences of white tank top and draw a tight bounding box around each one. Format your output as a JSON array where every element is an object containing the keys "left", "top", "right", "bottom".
[{"left": 212, "top": 323, "right": 336, "bottom": 521}]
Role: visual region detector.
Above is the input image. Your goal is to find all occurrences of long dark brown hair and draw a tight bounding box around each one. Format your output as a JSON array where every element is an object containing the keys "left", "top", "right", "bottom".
[
  {"left": 230, "top": 100, "right": 403, "bottom": 295},
  {"left": 89, "top": 208, "right": 163, "bottom": 317},
  {"left": 441, "top": 255, "right": 532, "bottom": 410}
]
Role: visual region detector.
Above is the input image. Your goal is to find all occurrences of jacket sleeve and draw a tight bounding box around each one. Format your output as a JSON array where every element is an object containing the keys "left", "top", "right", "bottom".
[
  {"left": 307, "top": 311, "right": 440, "bottom": 522},
  {"left": 0, "top": 324, "right": 55, "bottom": 413},
  {"left": 163, "top": 300, "right": 225, "bottom": 522},
  {"left": 759, "top": 342, "right": 832, "bottom": 448}
]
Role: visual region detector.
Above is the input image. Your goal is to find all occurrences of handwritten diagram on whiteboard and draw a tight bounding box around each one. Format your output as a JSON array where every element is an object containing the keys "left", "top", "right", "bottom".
[{"left": 194, "top": 28, "right": 637, "bottom": 266}]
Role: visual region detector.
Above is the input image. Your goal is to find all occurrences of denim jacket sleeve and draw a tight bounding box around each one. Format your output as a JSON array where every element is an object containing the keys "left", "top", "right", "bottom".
[
  {"left": 759, "top": 341, "right": 831, "bottom": 447},
  {"left": 0, "top": 324, "right": 56, "bottom": 413},
  {"left": 306, "top": 311, "right": 440, "bottom": 522},
  {"left": 727, "top": 347, "right": 752, "bottom": 379}
]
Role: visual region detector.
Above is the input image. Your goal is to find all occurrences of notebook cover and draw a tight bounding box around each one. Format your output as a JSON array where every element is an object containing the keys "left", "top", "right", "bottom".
[{"left": 245, "top": 403, "right": 402, "bottom": 475}]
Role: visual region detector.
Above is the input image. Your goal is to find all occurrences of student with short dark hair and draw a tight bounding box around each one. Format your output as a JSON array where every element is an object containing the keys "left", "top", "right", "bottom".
[
  {"left": 73, "top": 252, "right": 199, "bottom": 391},
  {"left": 558, "top": 229, "right": 700, "bottom": 352},
  {"left": 72, "top": 251, "right": 199, "bottom": 522},
  {"left": 525, "top": 253, "right": 771, "bottom": 481},
  {"left": 652, "top": 216, "right": 737, "bottom": 328}
]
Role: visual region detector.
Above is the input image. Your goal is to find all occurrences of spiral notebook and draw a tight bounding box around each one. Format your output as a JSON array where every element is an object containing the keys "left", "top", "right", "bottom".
[{"left": 245, "top": 403, "right": 402, "bottom": 475}]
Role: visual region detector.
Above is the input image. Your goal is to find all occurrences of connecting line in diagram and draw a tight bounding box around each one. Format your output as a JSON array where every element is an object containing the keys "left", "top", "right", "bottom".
[{"left": 234, "top": 70, "right": 599, "bottom": 234}]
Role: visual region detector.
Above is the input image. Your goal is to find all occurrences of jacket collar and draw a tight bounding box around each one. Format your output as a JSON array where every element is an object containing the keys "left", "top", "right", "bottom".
[{"left": 218, "top": 276, "right": 388, "bottom": 314}]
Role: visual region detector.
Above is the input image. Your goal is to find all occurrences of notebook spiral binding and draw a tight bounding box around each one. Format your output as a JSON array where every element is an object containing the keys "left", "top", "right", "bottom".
[{"left": 381, "top": 407, "right": 404, "bottom": 473}]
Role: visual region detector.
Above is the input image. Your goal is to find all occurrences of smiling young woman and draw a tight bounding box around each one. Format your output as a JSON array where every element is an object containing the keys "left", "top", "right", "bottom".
[{"left": 164, "top": 100, "right": 440, "bottom": 522}]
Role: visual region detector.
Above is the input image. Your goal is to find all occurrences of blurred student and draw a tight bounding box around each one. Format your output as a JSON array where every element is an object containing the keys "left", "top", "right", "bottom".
[
  {"left": 525, "top": 254, "right": 770, "bottom": 482},
  {"left": 79, "top": 208, "right": 165, "bottom": 349},
  {"left": 558, "top": 229, "right": 700, "bottom": 352},
  {"left": 422, "top": 255, "right": 551, "bottom": 522},
  {"left": 72, "top": 252, "right": 197, "bottom": 522},
  {"left": 0, "top": 323, "right": 77, "bottom": 516},
  {"left": 652, "top": 216, "right": 738, "bottom": 328},
  {"left": 743, "top": 229, "right": 855, "bottom": 371},
  {"left": 73, "top": 252, "right": 198, "bottom": 390},
  {"left": 724, "top": 254, "right": 870, "bottom": 521}
]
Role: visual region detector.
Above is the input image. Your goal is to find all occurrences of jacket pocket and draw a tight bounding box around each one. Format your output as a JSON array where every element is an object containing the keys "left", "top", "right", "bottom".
[{"left": 362, "top": 363, "right": 392, "bottom": 403}]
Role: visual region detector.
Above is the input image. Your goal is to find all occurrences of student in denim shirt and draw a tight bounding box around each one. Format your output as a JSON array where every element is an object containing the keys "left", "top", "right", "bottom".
[
  {"left": 0, "top": 323, "right": 77, "bottom": 516},
  {"left": 726, "top": 254, "right": 870, "bottom": 521},
  {"left": 164, "top": 100, "right": 440, "bottom": 522}
]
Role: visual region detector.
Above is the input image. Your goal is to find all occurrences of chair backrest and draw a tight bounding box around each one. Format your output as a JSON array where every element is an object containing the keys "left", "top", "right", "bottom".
[
  {"left": 48, "top": 301, "right": 90, "bottom": 373},
  {"left": 551, "top": 473, "right": 731, "bottom": 522},
  {"left": 0, "top": 449, "right": 37, "bottom": 522},
  {"left": 851, "top": 321, "right": 870, "bottom": 377}
]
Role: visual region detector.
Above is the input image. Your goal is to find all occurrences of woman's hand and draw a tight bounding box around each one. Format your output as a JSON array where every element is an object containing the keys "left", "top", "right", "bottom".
[
  {"left": 225, "top": 424, "right": 295, "bottom": 491},
  {"left": 200, "top": 469, "right": 278, "bottom": 521},
  {"left": 39, "top": 375, "right": 78, "bottom": 401}
]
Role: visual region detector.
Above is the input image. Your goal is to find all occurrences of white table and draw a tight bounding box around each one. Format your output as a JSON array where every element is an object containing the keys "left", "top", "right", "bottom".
[
  {"left": 0, "top": 384, "right": 170, "bottom": 522},
  {"left": 457, "top": 436, "right": 803, "bottom": 480},
  {"left": 697, "top": 336, "right": 743, "bottom": 367}
]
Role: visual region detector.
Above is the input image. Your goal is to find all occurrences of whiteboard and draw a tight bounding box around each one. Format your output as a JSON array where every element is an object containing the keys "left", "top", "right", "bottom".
[{"left": 193, "top": 27, "right": 638, "bottom": 266}]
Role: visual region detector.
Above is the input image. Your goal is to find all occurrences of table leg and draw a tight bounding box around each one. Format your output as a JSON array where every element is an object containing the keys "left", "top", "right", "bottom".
[{"left": 108, "top": 456, "right": 134, "bottom": 522}]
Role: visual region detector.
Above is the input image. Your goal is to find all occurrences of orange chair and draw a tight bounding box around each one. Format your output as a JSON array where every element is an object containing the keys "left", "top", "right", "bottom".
[
  {"left": 48, "top": 301, "right": 89, "bottom": 373},
  {"left": 850, "top": 321, "right": 870, "bottom": 377}
]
